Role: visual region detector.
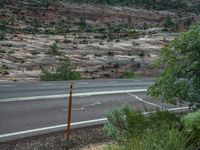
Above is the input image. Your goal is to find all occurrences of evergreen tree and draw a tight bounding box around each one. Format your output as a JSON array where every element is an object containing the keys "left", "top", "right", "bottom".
[{"left": 40, "top": 57, "right": 80, "bottom": 81}]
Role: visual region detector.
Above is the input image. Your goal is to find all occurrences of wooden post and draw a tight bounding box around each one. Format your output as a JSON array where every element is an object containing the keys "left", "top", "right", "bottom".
[
  {"left": 66, "top": 81, "right": 73, "bottom": 141},
  {"left": 114, "top": 63, "right": 119, "bottom": 79}
]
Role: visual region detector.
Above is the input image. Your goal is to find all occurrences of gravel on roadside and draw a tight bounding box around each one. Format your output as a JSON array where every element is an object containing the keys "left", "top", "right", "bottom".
[{"left": 0, "top": 125, "right": 111, "bottom": 150}]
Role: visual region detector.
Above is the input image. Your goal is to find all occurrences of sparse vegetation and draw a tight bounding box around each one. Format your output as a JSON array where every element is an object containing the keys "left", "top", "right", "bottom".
[
  {"left": 40, "top": 57, "right": 80, "bottom": 81},
  {"left": 31, "top": 0, "right": 61, "bottom": 8},
  {"left": 1, "top": 0, "right": 199, "bottom": 82},
  {"left": 66, "top": 0, "right": 199, "bottom": 13},
  {"left": 56, "top": 19, "right": 70, "bottom": 33}
]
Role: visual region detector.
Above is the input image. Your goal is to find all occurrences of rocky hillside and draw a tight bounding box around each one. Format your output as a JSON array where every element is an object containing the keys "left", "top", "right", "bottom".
[
  {"left": 0, "top": 0, "right": 199, "bottom": 81},
  {"left": 67, "top": 0, "right": 200, "bottom": 14}
]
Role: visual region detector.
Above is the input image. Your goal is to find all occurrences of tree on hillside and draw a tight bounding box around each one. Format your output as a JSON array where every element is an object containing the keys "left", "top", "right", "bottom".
[
  {"left": 148, "top": 22, "right": 200, "bottom": 108},
  {"left": 163, "top": 15, "right": 175, "bottom": 28},
  {"left": 31, "top": 0, "right": 60, "bottom": 8},
  {"left": 40, "top": 57, "right": 80, "bottom": 81}
]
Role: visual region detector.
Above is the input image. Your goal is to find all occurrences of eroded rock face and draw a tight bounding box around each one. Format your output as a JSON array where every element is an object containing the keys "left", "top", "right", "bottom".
[
  {"left": 0, "top": 1, "right": 199, "bottom": 81},
  {"left": 0, "top": 31, "right": 178, "bottom": 81}
]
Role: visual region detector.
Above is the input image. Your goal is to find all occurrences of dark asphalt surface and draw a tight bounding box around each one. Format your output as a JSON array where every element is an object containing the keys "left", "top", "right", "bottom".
[
  {"left": 0, "top": 78, "right": 153, "bottom": 99},
  {"left": 0, "top": 78, "right": 182, "bottom": 142}
]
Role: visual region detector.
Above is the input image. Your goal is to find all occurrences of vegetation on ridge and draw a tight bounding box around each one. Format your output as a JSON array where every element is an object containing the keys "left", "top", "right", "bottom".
[
  {"left": 40, "top": 57, "right": 80, "bottom": 81},
  {"left": 65, "top": 0, "right": 200, "bottom": 13}
]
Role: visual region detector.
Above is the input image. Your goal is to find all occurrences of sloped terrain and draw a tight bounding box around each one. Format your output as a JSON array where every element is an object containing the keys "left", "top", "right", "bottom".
[{"left": 0, "top": 0, "right": 199, "bottom": 81}]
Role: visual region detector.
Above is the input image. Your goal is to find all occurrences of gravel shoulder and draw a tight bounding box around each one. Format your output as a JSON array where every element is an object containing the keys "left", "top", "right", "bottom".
[{"left": 0, "top": 125, "right": 110, "bottom": 150}]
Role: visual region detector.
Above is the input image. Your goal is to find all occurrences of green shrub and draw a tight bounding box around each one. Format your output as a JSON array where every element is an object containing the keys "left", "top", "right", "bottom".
[
  {"left": 0, "top": 0, "right": 7, "bottom": 7},
  {"left": 64, "top": 36, "right": 72, "bottom": 43},
  {"left": 40, "top": 57, "right": 80, "bottom": 81},
  {"left": 104, "top": 103, "right": 196, "bottom": 150},
  {"left": 94, "top": 34, "right": 107, "bottom": 39},
  {"left": 55, "top": 19, "right": 70, "bottom": 33},
  {"left": 84, "top": 27, "right": 93, "bottom": 32},
  {"left": 79, "top": 17, "right": 87, "bottom": 28},
  {"left": 0, "top": 65, "right": 3, "bottom": 74},
  {"left": 49, "top": 42, "right": 60, "bottom": 55},
  {"left": 126, "top": 28, "right": 136, "bottom": 33},
  {"left": 94, "top": 27, "right": 106, "bottom": 32},
  {"left": 181, "top": 111, "right": 200, "bottom": 147},
  {"left": 138, "top": 52, "right": 144, "bottom": 57},
  {"left": 64, "top": 39, "right": 72, "bottom": 43},
  {"left": 181, "top": 111, "right": 200, "bottom": 130},
  {"left": 30, "top": 18, "right": 40, "bottom": 34},
  {"left": 0, "top": 31, "right": 5, "bottom": 40},
  {"left": 163, "top": 15, "right": 175, "bottom": 28},
  {"left": 31, "top": 0, "right": 60, "bottom": 7},
  {"left": 0, "top": 48, "right": 6, "bottom": 54},
  {"left": 31, "top": 50, "right": 40, "bottom": 55},
  {"left": 121, "top": 70, "right": 136, "bottom": 79},
  {"left": 184, "top": 18, "right": 193, "bottom": 27},
  {"left": 45, "top": 28, "right": 56, "bottom": 34},
  {"left": 106, "top": 127, "right": 194, "bottom": 150},
  {"left": 108, "top": 26, "right": 121, "bottom": 33},
  {"left": 115, "top": 39, "right": 120, "bottom": 43}
]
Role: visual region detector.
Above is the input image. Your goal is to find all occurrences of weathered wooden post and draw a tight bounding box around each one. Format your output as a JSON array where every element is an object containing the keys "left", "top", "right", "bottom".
[
  {"left": 65, "top": 81, "right": 73, "bottom": 149},
  {"left": 114, "top": 63, "right": 119, "bottom": 79}
]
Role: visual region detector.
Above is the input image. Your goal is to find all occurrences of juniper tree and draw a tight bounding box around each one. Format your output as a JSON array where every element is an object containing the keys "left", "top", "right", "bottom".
[{"left": 40, "top": 57, "right": 80, "bottom": 81}]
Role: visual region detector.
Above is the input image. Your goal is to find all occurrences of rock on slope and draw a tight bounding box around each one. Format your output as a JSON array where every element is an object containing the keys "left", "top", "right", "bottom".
[{"left": 0, "top": 0, "right": 199, "bottom": 81}]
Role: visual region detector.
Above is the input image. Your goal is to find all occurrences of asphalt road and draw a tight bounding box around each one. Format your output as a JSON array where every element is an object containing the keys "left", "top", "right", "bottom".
[
  {"left": 0, "top": 78, "right": 188, "bottom": 142},
  {"left": 0, "top": 78, "right": 153, "bottom": 99}
]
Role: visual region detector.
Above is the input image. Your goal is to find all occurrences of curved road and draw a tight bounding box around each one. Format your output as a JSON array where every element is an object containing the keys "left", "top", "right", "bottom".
[{"left": 0, "top": 78, "right": 188, "bottom": 142}]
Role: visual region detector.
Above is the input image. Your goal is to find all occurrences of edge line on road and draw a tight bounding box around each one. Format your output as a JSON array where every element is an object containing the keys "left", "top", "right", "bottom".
[
  {"left": 127, "top": 92, "right": 163, "bottom": 109},
  {"left": 0, "top": 118, "right": 107, "bottom": 140},
  {"left": 0, "top": 89, "right": 147, "bottom": 103},
  {"left": 0, "top": 106, "right": 189, "bottom": 141}
]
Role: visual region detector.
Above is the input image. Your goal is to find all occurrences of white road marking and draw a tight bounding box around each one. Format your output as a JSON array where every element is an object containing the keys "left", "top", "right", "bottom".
[
  {"left": 0, "top": 118, "right": 107, "bottom": 140},
  {"left": 127, "top": 92, "right": 163, "bottom": 108},
  {"left": 0, "top": 106, "right": 189, "bottom": 140},
  {"left": 107, "top": 81, "right": 118, "bottom": 84},
  {"left": 62, "top": 102, "right": 101, "bottom": 111},
  {"left": 142, "top": 106, "right": 190, "bottom": 115},
  {"left": 0, "top": 89, "right": 147, "bottom": 103},
  {"left": 78, "top": 82, "right": 89, "bottom": 85},
  {"left": 41, "top": 84, "right": 53, "bottom": 86},
  {"left": 0, "top": 85, "right": 16, "bottom": 87},
  {"left": 168, "top": 106, "right": 189, "bottom": 111}
]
